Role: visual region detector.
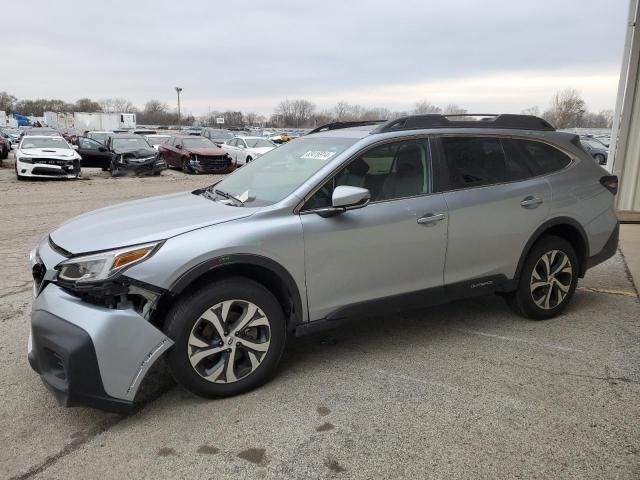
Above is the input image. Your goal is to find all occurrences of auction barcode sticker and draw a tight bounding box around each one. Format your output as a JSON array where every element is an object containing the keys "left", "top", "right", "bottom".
[{"left": 300, "top": 151, "right": 336, "bottom": 161}]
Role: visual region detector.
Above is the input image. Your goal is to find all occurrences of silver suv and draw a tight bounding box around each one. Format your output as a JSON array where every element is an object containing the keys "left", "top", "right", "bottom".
[{"left": 28, "top": 114, "right": 619, "bottom": 412}]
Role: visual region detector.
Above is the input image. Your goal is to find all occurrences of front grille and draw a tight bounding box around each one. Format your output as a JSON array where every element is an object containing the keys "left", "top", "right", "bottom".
[
  {"left": 31, "top": 167, "right": 71, "bottom": 176},
  {"left": 196, "top": 155, "right": 231, "bottom": 173},
  {"left": 32, "top": 158, "right": 73, "bottom": 165}
]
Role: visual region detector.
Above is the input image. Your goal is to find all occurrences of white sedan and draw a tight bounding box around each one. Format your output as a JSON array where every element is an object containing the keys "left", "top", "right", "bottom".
[
  {"left": 222, "top": 136, "right": 277, "bottom": 165},
  {"left": 15, "top": 135, "right": 82, "bottom": 180}
]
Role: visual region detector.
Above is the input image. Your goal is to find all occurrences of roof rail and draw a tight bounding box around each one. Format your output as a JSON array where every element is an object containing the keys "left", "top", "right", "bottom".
[
  {"left": 307, "top": 120, "right": 386, "bottom": 135},
  {"left": 370, "top": 114, "right": 555, "bottom": 134}
]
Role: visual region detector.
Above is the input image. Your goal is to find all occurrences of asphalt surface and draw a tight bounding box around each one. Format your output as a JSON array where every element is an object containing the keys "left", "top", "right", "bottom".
[{"left": 0, "top": 151, "right": 638, "bottom": 479}]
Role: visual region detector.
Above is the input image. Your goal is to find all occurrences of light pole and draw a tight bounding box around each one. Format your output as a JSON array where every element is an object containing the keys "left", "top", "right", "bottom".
[{"left": 175, "top": 86, "right": 182, "bottom": 126}]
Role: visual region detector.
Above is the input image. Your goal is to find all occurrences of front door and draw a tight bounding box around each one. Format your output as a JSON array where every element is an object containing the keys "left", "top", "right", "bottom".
[
  {"left": 76, "top": 137, "right": 112, "bottom": 168},
  {"left": 300, "top": 138, "right": 449, "bottom": 321}
]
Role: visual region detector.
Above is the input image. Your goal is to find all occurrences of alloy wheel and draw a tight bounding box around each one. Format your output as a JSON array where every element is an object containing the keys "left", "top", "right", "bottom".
[
  {"left": 529, "top": 249, "right": 573, "bottom": 310},
  {"left": 187, "top": 299, "right": 271, "bottom": 383}
]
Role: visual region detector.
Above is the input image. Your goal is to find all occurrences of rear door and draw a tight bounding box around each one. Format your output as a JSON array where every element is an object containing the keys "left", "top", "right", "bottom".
[
  {"left": 437, "top": 135, "right": 551, "bottom": 285},
  {"left": 76, "top": 137, "right": 112, "bottom": 168}
]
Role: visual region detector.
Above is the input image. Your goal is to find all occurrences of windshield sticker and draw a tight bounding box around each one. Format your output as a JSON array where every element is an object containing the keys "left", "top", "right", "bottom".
[{"left": 300, "top": 151, "right": 336, "bottom": 161}]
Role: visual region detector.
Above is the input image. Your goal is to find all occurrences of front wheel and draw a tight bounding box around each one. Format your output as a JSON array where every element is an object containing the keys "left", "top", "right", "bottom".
[
  {"left": 181, "top": 157, "right": 192, "bottom": 174},
  {"left": 245, "top": 156, "right": 253, "bottom": 164},
  {"left": 164, "top": 277, "right": 287, "bottom": 398},
  {"left": 505, "top": 235, "right": 578, "bottom": 320},
  {"left": 594, "top": 154, "right": 606, "bottom": 165}
]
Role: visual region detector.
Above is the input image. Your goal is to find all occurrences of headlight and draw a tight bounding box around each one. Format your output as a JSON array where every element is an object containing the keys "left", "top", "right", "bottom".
[
  {"left": 18, "top": 155, "right": 34, "bottom": 163},
  {"left": 57, "top": 242, "right": 161, "bottom": 283}
]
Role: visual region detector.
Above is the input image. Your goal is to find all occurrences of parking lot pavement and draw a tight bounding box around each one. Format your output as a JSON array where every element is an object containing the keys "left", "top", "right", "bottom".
[{"left": 1, "top": 152, "right": 638, "bottom": 479}]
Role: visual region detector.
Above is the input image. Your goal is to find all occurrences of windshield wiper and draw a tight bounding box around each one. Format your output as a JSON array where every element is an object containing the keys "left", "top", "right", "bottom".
[{"left": 214, "top": 189, "right": 245, "bottom": 206}]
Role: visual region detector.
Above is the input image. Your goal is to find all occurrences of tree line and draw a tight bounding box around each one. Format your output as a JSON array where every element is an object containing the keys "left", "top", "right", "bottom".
[{"left": 0, "top": 88, "right": 613, "bottom": 129}]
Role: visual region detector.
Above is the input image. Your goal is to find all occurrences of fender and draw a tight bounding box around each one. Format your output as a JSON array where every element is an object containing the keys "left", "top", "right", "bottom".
[
  {"left": 169, "top": 253, "right": 304, "bottom": 325},
  {"left": 514, "top": 216, "right": 590, "bottom": 281}
]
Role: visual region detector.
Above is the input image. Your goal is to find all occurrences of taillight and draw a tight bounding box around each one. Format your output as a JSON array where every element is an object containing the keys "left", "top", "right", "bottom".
[{"left": 600, "top": 175, "right": 618, "bottom": 195}]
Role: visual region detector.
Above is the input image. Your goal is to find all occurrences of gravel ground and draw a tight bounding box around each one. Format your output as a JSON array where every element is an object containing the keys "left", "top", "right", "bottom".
[{"left": 0, "top": 151, "right": 638, "bottom": 480}]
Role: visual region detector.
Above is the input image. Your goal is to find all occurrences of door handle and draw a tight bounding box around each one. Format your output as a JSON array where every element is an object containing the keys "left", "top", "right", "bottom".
[
  {"left": 417, "top": 212, "right": 447, "bottom": 225},
  {"left": 520, "top": 196, "right": 543, "bottom": 208}
]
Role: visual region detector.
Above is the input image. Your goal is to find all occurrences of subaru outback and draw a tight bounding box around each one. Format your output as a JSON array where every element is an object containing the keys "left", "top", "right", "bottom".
[{"left": 28, "top": 114, "right": 619, "bottom": 412}]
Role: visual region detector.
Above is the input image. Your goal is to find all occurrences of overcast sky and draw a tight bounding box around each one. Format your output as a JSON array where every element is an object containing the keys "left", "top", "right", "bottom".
[{"left": 4, "top": 0, "right": 630, "bottom": 116}]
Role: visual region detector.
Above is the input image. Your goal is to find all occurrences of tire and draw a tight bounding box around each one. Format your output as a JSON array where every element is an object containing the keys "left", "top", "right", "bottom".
[
  {"left": 245, "top": 156, "right": 253, "bottom": 164},
  {"left": 164, "top": 277, "right": 287, "bottom": 398},
  {"left": 109, "top": 159, "right": 121, "bottom": 177},
  {"left": 505, "top": 235, "right": 578, "bottom": 320},
  {"left": 594, "top": 154, "right": 606, "bottom": 165},
  {"left": 181, "top": 157, "right": 192, "bottom": 174}
]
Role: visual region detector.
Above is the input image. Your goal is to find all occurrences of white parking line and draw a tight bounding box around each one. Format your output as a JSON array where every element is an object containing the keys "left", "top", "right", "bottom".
[{"left": 451, "top": 327, "right": 583, "bottom": 353}]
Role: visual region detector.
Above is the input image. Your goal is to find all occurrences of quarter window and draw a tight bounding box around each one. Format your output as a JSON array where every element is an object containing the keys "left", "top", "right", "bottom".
[
  {"left": 441, "top": 137, "right": 533, "bottom": 188},
  {"left": 515, "top": 139, "right": 571, "bottom": 174}
]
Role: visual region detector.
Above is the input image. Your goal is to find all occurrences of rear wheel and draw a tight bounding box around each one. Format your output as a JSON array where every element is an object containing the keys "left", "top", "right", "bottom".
[
  {"left": 164, "top": 277, "right": 287, "bottom": 398},
  {"left": 245, "top": 156, "right": 253, "bottom": 164},
  {"left": 505, "top": 236, "right": 578, "bottom": 320}
]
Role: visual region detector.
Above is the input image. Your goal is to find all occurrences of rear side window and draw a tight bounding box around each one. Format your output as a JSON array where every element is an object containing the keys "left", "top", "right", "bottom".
[
  {"left": 515, "top": 139, "right": 571, "bottom": 174},
  {"left": 441, "top": 137, "right": 534, "bottom": 188}
]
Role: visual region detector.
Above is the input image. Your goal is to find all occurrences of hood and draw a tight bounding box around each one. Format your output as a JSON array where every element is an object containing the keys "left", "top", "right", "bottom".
[
  {"left": 116, "top": 147, "right": 156, "bottom": 158},
  {"left": 189, "top": 147, "right": 227, "bottom": 156},
  {"left": 50, "top": 191, "right": 254, "bottom": 254},
  {"left": 248, "top": 147, "right": 275, "bottom": 155},
  {"left": 21, "top": 148, "right": 76, "bottom": 157}
]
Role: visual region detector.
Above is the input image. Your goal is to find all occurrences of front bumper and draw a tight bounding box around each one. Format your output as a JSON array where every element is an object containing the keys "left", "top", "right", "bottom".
[
  {"left": 29, "top": 280, "right": 173, "bottom": 412},
  {"left": 17, "top": 158, "right": 79, "bottom": 178},
  {"left": 117, "top": 157, "right": 166, "bottom": 175}
]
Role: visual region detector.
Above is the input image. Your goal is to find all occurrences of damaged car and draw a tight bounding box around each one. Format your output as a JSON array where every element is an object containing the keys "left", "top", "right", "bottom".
[
  {"left": 15, "top": 135, "right": 81, "bottom": 180},
  {"left": 106, "top": 134, "right": 166, "bottom": 176},
  {"left": 159, "top": 135, "right": 235, "bottom": 174}
]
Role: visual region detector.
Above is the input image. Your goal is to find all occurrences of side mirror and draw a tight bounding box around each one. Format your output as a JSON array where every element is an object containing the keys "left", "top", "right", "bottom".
[
  {"left": 176, "top": 144, "right": 183, "bottom": 149},
  {"left": 98, "top": 146, "right": 107, "bottom": 152},
  {"left": 316, "top": 186, "right": 370, "bottom": 217},
  {"left": 71, "top": 144, "right": 79, "bottom": 150}
]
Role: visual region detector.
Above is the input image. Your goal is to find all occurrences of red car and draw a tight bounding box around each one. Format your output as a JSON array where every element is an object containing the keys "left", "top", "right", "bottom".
[{"left": 159, "top": 135, "right": 235, "bottom": 174}]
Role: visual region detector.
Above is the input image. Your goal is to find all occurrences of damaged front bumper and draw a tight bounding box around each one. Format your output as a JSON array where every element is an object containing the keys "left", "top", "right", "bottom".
[
  {"left": 114, "top": 155, "right": 166, "bottom": 175},
  {"left": 28, "top": 238, "right": 173, "bottom": 413}
]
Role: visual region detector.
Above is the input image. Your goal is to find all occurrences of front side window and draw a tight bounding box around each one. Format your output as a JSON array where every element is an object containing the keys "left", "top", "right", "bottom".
[
  {"left": 213, "top": 136, "right": 358, "bottom": 206},
  {"left": 304, "top": 138, "right": 433, "bottom": 210},
  {"left": 78, "top": 137, "right": 101, "bottom": 150},
  {"left": 441, "top": 136, "right": 534, "bottom": 188},
  {"left": 515, "top": 139, "right": 571, "bottom": 174}
]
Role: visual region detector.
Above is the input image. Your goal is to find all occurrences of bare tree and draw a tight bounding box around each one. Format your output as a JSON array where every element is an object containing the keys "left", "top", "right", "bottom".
[
  {"left": 542, "top": 88, "right": 586, "bottom": 129},
  {"left": 600, "top": 109, "right": 614, "bottom": 128},
  {"left": 244, "top": 112, "right": 258, "bottom": 126},
  {"left": 0, "top": 91, "right": 18, "bottom": 113},
  {"left": 443, "top": 104, "right": 467, "bottom": 115},
  {"left": 413, "top": 101, "right": 442, "bottom": 114},
  {"left": 275, "top": 99, "right": 316, "bottom": 127},
  {"left": 521, "top": 106, "right": 541, "bottom": 117},
  {"left": 99, "top": 98, "right": 136, "bottom": 113},
  {"left": 74, "top": 98, "right": 102, "bottom": 112}
]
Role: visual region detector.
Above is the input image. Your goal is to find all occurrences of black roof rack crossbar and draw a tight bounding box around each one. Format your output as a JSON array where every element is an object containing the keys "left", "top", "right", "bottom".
[
  {"left": 370, "top": 114, "right": 555, "bottom": 134},
  {"left": 307, "top": 120, "right": 387, "bottom": 135}
]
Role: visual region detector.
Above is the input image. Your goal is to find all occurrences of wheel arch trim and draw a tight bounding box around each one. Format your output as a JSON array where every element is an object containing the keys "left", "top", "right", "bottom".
[
  {"left": 515, "top": 216, "right": 590, "bottom": 281},
  {"left": 168, "top": 254, "right": 305, "bottom": 326}
]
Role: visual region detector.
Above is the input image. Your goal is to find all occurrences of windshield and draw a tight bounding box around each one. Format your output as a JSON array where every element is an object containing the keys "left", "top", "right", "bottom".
[
  {"left": 112, "top": 137, "right": 152, "bottom": 151},
  {"left": 88, "top": 132, "right": 110, "bottom": 144},
  {"left": 146, "top": 136, "right": 169, "bottom": 146},
  {"left": 209, "top": 130, "right": 235, "bottom": 140},
  {"left": 183, "top": 137, "right": 217, "bottom": 149},
  {"left": 20, "top": 137, "right": 70, "bottom": 149},
  {"left": 211, "top": 136, "right": 357, "bottom": 206},
  {"left": 245, "top": 138, "right": 275, "bottom": 148}
]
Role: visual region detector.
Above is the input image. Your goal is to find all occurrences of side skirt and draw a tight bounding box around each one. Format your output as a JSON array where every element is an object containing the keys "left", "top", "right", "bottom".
[{"left": 294, "top": 274, "right": 511, "bottom": 337}]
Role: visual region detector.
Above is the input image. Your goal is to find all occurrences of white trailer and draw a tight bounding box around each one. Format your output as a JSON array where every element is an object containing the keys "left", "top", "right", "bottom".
[
  {"left": 119, "top": 113, "right": 136, "bottom": 129},
  {"left": 44, "top": 111, "right": 58, "bottom": 127},
  {"left": 73, "top": 112, "right": 135, "bottom": 131}
]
